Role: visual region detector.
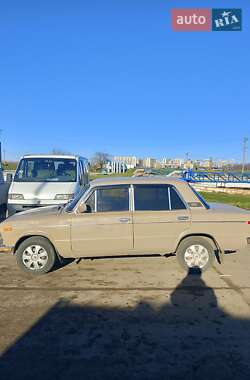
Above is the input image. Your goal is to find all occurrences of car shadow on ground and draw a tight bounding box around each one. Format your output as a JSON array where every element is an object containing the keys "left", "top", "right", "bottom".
[
  {"left": 52, "top": 254, "right": 175, "bottom": 273},
  {"left": 1, "top": 268, "right": 250, "bottom": 380}
]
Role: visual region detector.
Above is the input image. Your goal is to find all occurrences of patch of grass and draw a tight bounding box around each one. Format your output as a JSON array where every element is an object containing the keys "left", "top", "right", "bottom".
[
  {"left": 90, "top": 168, "right": 135, "bottom": 180},
  {"left": 200, "top": 191, "right": 250, "bottom": 210},
  {"left": 2, "top": 161, "right": 18, "bottom": 171}
]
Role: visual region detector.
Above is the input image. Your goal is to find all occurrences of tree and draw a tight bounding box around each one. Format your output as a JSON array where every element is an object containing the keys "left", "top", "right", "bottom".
[
  {"left": 50, "top": 148, "right": 72, "bottom": 155},
  {"left": 91, "top": 152, "right": 110, "bottom": 171}
]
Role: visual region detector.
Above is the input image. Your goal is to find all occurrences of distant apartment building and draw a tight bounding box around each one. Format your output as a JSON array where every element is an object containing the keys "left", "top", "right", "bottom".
[
  {"left": 143, "top": 157, "right": 157, "bottom": 168},
  {"left": 183, "top": 160, "right": 194, "bottom": 170},
  {"left": 197, "top": 159, "right": 232, "bottom": 170},
  {"left": 106, "top": 161, "right": 127, "bottom": 174},
  {"left": 161, "top": 158, "right": 184, "bottom": 168},
  {"left": 113, "top": 156, "right": 138, "bottom": 169},
  {"left": 161, "top": 158, "right": 171, "bottom": 167},
  {"left": 214, "top": 159, "right": 234, "bottom": 169},
  {"left": 198, "top": 159, "right": 212, "bottom": 169}
]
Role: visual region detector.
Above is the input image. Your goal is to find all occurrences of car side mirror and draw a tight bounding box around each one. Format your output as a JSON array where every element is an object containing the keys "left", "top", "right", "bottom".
[
  {"left": 6, "top": 173, "right": 13, "bottom": 183},
  {"left": 77, "top": 202, "right": 87, "bottom": 214}
]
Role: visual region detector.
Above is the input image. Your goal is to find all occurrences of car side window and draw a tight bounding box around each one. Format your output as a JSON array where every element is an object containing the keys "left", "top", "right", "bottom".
[
  {"left": 170, "top": 187, "right": 186, "bottom": 210},
  {"left": 134, "top": 185, "right": 170, "bottom": 211},
  {"left": 96, "top": 186, "right": 129, "bottom": 212}
]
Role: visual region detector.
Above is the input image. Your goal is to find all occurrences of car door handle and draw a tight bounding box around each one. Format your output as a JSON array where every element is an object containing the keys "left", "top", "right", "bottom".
[
  {"left": 177, "top": 216, "right": 189, "bottom": 221},
  {"left": 119, "top": 218, "right": 131, "bottom": 223}
]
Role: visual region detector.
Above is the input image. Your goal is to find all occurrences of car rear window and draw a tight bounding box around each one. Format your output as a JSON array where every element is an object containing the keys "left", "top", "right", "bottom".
[
  {"left": 134, "top": 184, "right": 170, "bottom": 211},
  {"left": 170, "top": 187, "right": 186, "bottom": 210}
]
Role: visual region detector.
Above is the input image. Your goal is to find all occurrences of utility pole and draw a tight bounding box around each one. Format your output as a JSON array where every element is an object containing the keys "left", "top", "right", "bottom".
[
  {"left": 209, "top": 157, "right": 213, "bottom": 170},
  {"left": 0, "top": 129, "right": 2, "bottom": 167},
  {"left": 242, "top": 137, "right": 248, "bottom": 175}
]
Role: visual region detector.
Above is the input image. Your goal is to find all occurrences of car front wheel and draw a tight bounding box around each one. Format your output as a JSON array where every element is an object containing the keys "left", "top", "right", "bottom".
[
  {"left": 176, "top": 237, "right": 215, "bottom": 272},
  {"left": 16, "top": 237, "right": 56, "bottom": 275}
]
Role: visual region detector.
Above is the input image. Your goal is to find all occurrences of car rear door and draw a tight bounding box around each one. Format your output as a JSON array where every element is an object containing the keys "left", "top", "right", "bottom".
[
  {"left": 132, "top": 184, "right": 191, "bottom": 253},
  {"left": 71, "top": 185, "right": 133, "bottom": 256}
]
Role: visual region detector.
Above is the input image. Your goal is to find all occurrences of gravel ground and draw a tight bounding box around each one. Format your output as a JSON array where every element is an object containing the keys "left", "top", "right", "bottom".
[{"left": 1, "top": 249, "right": 250, "bottom": 380}]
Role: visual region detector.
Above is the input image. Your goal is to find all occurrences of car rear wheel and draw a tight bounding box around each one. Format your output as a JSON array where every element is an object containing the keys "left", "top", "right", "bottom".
[
  {"left": 176, "top": 237, "right": 215, "bottom": 272},
  {"left": 16, "top": 237, "right": 56, "bottom": 275}
]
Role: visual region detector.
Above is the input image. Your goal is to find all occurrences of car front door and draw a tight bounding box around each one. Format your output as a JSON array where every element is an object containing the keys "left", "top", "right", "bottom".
[
  {"left": 132, "top": 184, "right": 191, "bottom": 254},
  {"left": 71, "top": 185, "right": 133, "bottom": 256}
]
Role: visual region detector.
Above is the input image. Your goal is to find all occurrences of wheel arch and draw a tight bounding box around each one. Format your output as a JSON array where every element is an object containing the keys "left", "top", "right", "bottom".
[
  {"left": 14, "top": 235, "right": 63, "bottom": 263},
  {"left": 175, "top": 233, "right": 223, "bottom": 264}
]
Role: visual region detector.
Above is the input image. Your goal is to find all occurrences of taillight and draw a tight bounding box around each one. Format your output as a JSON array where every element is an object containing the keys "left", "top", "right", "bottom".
[{"left": 247, "top": 221, "right": 250, "bottom": 224}]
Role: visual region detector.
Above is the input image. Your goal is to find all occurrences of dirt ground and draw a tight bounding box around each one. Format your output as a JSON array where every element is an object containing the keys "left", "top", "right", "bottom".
[{"left": 1, "top": 250, "right": 250, "bottom": 380}]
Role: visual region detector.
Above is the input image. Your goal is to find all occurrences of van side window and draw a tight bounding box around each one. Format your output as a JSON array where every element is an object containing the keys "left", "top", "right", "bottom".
[
  {"left": 170, "top": 187, "right": 186, "bottom": 210},
  {"left": 134, "top": 185, "right": 170, "bottom": 211}
]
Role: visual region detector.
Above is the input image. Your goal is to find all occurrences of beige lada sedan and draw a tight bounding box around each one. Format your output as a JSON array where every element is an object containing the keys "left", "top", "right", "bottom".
[{"left": 1, "top": 177, "right": 250, "bottom": 275}]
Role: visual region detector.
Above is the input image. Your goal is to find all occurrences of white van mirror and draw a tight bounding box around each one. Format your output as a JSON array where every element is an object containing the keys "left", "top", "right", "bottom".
[
  {"left": 6, "top": 173, "right": 13, "bottom": 183},
  {"left": 78, "top": 202, "right": 87, "bottom": 214}
]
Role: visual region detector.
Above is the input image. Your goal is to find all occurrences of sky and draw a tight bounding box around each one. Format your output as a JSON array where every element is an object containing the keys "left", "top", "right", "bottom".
[{"left": 0, "top": 0, "right": 249, "bottom": 162}]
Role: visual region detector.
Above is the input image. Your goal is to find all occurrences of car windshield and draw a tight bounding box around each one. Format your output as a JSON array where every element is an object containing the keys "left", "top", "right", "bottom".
[
  {"left": 64, "top": 184, "right": 90, "bottom": 212},
  {"left": 14, "top": 158, "right": 77, "bottom": 183}
]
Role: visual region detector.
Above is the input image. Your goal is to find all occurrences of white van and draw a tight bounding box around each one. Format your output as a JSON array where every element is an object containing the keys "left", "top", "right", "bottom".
[{"left": 7, "top": 154, "right": 89, "bottom": 216}]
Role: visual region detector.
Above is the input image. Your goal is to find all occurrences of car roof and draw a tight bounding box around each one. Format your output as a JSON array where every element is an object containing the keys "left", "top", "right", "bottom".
[
  {"left": 90, "top": 176, "right": 186, "bottom": 187},
  {"left": 21, "top": 154, "right": 87, "bottom": 160}
]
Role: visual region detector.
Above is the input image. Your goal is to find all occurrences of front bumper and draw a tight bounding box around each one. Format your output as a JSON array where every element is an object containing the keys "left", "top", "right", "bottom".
[{"left": 0, "top": 244, "right": 14, "bottom": 254}]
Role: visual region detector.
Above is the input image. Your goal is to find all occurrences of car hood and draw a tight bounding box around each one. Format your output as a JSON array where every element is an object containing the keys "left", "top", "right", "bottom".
[{"left": 7, "top": 205, "right": 62, "bottom": 221}]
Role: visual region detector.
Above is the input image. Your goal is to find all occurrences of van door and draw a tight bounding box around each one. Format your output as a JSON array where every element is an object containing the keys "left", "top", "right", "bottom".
[{"left": 79, "top": 160, "right": 89, "bottom": 186}]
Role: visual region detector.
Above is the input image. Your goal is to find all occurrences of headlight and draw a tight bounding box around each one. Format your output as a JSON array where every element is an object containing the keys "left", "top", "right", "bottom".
[
  {"left": 54, "top": 194, "right": 74, "bottom": 200},
  {"left": 8, "top": 193, "right": 24, "bottom": 200}
]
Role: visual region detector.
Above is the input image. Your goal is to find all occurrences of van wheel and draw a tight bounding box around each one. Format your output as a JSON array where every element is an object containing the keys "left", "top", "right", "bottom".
[
  {"left": 176, "top": 237, "right": 215, "bottom": 272},
  {"left": 16, "top": 237, "right": 56, "bottom": 275}
]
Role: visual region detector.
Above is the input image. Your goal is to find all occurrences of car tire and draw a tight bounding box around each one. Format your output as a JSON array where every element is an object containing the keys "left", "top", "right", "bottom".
[
  {"left": 176, "top": 237, "right": 215, "bottom": 272},
  {"left": 16, "top": 237, "right": 56, "bottom": 275}
]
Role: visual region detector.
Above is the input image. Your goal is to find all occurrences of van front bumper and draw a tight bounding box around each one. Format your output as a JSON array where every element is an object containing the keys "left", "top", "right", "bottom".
[
  {"left": 8, "top": 203, "right": 48, "bottom": 213},
  {"left": 8, "top": 201, "right": 66, "bottom": 213}
]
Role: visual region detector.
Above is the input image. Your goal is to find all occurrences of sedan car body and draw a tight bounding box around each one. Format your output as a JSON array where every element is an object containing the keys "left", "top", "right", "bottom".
[{"left": 1, "top": 177, "right": 250, "bottom": 274}]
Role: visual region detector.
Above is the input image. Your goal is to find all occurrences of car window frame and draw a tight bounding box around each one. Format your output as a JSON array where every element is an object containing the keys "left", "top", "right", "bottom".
[
  {"left": 169, "top": 186, "right": 188, "bottom": 211},
  {"left": 84, "top": 185, "right": 131, "bottom": 213},
  {"left": 73, "top": 182, "right": 189, "bottom": 214},
  {"left": 132, "top": 184, "right": 188, "bottom": 212}
]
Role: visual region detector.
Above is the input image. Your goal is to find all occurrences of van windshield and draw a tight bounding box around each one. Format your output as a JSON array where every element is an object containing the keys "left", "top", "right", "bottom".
[{"left": 14, "top": 158, "right": 77, "bottom": 183}]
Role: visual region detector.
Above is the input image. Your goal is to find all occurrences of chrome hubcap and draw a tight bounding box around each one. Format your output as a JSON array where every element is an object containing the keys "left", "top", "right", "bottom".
[
  {"left": 22, "top": 245, "right": 48, "bottom": 270},
  {"left": 184, "top": 244, "right": 209, "bottom": 268}
]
